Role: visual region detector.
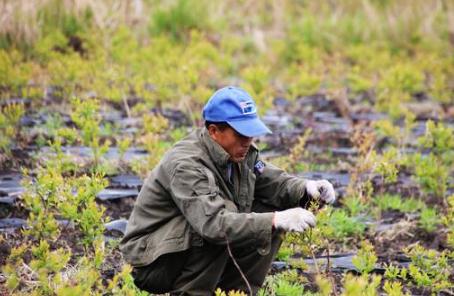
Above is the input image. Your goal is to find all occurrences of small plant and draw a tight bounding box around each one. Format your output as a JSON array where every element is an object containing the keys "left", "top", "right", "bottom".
[
  {"left": 3, "top": 240, "right": 71, "bottom": 294},
  {"left": 287, "top": 68, "right": 322, "bottom": 99},
  {"left": 3, "top": 243, "right": 29, "bottom": 291},
  {"left": 404, "top": 245, "right": 451, "bottom": 293},
  {"left": 384, "top": 263, "right": 402, "bottom": 281},
  {"left": 22, "top": 163, "right": 108, "bottom": 248},
  {"left": 343, "top": 195, "right": 368, "bottom": 216},
  {"left": 21, "top": 166, "right": 65, "bottom": 240},
  {"left": 61, "top": 173, "right": 108, "bottom": 248},
  {"left": 383, "top": 280, "right": 410, "bottom": 296},
  {"left": 71, "top": 97, "right": 110, "bottom": 171},
  {"left": 411, "top": 121, "right": 453, "bottom": 203},
  {"left": 258, "top": 270, "right": 309, "bottom": 296},
  {"left": 142, "top": 113, "right": 169, "bottom": 134},
  {"left": 376, "top": 62, "right": 424, "bottom": 119},
  {"left": 341, "top": 273, "right": 381, "bottom": 296},
  {"left": 117, "top": 136, "right": 131, "bottom": 163},
  {"left": 276, "top": 245, "right": 294, "bottom": 262},
  {"left": 241, "top": 65, "right": 270, "bottom": 98},
  {"left": 347, "top": 128, "right": 377, "bottom": 202},
  {"left": 150, "top": 0, "right": 211, "bottom": 41},
  {"left": 288, "top": 128, "right": 312, "bottom": 173},
  {"left": 418, "top": 120, "right": 454, "bottom": 160},
  {"left": 418, "top": 207, "right": 440, "bottom": 233},
  {"left": 411, "top": 153, "right": 449, "bottom": 201},
  {"left": 315, "top": 275, "right": 333, "bottom": 296},
  {"left": 442, "top": 195, "right": 454, "bottom": 248},
  {"left": 374, "top": 194, "right": 424, "bottom": 213},
  {"left": 328, "top": 209, "right": 366, "bottom": 241},
  {"left": 378, "top": 63, "right": 424, "bottom": 96},
  {"left": 169, "top": 127, "right": 188, "bottom": 143},
  {"left": 373, "top": 147, "right": 400, "bottom": 184},
  {"left": 352, "top": 240, "right": 377, "bottom": 275},
  {"left": 347, "top": 67, "right": 373, "bottom": 94},
  {"left": 131, "top": 114, "right": 172, "bottom": 178},
  {"left": 274, "top": 278, "right": 305, "bottom": 296},
  {"left": 45, "top": 127, "right": 79, "bottom": 173},
  {"left": 214, "top": 288, "right": 247, "bottom": 296},
  {"left": 0, "top": 102, "right": 25, "bottom": 155},
  {"left": 107, "top": 264, "right": 150, "bottom": 295}
]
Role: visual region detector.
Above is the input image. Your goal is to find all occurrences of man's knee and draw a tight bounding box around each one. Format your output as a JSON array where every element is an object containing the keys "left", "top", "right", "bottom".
[{"left": 131, "top": 250, "right": 189, "bottom": 293}]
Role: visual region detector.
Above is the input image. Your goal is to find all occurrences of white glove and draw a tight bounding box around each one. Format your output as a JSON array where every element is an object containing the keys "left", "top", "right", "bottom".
[
  {"left": 273, "top": 208, "right": 316, "bottom": 232},
  {"left": 306, "top": 179, "right": 336, "bottom": 204}
]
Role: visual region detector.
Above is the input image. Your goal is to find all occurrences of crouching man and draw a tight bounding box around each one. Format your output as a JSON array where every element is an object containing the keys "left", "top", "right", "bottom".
[{"left": 120, "top": 86, "right": 336, "bottom": 295}]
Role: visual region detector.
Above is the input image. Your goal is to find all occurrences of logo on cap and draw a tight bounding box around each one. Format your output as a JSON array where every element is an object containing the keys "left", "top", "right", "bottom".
[{"left": 238, "top": 101, "right": 256, "bottom": 115}]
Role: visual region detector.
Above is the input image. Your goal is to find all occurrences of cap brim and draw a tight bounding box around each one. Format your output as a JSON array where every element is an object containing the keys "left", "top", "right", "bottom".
[{"left": 227, "top": 117, "right": 272, "bottom": 137}]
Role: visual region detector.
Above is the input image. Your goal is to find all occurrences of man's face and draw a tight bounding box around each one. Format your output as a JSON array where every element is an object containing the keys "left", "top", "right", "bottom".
[{"left": 208, "top": 125, "right": 253, "bottom": 163}]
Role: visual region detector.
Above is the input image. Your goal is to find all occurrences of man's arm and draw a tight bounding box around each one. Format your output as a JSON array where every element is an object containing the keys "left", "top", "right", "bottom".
[
  {"left": 252, "top": 152, "right": 336, "bottom": 210},
  {"left": 169, "top": 162, "right": 274, "bottom": 251},
  {"left": 253, "top": 160, "right": 311, "bottom": 210}
]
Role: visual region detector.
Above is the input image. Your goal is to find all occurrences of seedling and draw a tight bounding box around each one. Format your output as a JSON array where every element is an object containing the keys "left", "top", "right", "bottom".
[
  {"left": 71, "top": 97, "right": 110, "bottom": 172},
  {"left": 0, "top": 103, "right": 25, "bottom": 156},
  {"left": 352, "top": 240, "right": 377, "bottom": 275}
]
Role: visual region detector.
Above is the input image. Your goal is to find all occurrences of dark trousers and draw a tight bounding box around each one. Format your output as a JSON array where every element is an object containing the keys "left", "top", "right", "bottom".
[{"left": 132, "top": 202, "right": 283, "bottom": 296}]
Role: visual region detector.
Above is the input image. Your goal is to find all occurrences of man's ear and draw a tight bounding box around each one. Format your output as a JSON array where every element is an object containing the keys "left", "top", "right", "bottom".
[{"left": 207, "top": 124, "right": 218, "bottom": 139}]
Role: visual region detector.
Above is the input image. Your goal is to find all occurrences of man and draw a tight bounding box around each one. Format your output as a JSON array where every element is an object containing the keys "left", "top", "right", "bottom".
[{"left": 120, "top": 86, "right": 336, "bottom": 295}]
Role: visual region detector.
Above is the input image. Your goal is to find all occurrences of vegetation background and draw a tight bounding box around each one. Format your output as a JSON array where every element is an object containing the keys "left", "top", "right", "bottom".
[{"left": 0, "top": 0, "right": 453, "bottom": 295}]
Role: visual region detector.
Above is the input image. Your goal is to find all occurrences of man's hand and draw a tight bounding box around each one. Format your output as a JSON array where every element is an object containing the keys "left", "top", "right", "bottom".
[
  {"left": 306, "top": 179, "right": 336, "bottom": 205},
  {"left": 273, "top": 208, "right": 316, "bottom": 232}
]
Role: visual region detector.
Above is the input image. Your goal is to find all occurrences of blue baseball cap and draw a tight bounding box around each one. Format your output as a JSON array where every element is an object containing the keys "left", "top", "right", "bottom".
[{"left": 202, "top": 86, "right": 272, "bottom": 137}]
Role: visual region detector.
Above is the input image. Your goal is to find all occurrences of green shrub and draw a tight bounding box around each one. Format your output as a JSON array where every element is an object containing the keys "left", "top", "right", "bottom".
[
  {"left": 71, "top": 97, "right": 110, "bottom": 170},
  {"left": 347, "top": 69, "right": 374, "bottom": 93},
  {"left": 276, "top": 246, "right": 294, "bottom": 262},
  {"left": 258, "top": 270, "right": 309, "bottom": 296},
  {"left": 352, "top": 241, "right": 377, "bottom": 275},
  {"left": 378, "top": 63, "right": 424, "bottom": 95},
  {"left": 442, "top": 195, "right": 454, "bottom": 248},
  {"left": 411, "top": 153, "right": 449, "bottom": 200},
  {"left": 374, "top": 194, "right": 424, "bottom": 213},
  {"left": 0, "top": 102, "right": 25, "bottom": 155},
  {"left": 343, "top": 195, "right": 369, "bottom": 216},
  {"left": 404, "top": 245, "right": 451, "bottom": 292},
  {"left": 418, "top": 207, "right": 440, "bottom": 233},
  {"left": 150, "top": 0, "right": 211, "bottom": 41},
  {"left": 342, "top": 273, "right": 381, "bottom": 296},
  {"left": 328, "top": 209, "right": 366, "bottom": 240},
  {"left": 418, "top": 120, "right": 454, "bottom": 162},
  {"left": 0, "top": 49, "right": 32, "bottom": 91},
  {"left": 383, "top": 281, "right": 410, "bottom": 296},
  {"left": 274, "top": 279, "right": 305, "bottom": 296},
  {"left": 37, "top": 0, "right": 93, "bottom": 37},
  {"left": 287, "top": 69, "right": 322, "bottom": 99}
]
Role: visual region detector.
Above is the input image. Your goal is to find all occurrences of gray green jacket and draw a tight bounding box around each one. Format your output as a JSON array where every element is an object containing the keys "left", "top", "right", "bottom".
[{"left": 120, "top": 128, "right": 309, "bottom": 267}]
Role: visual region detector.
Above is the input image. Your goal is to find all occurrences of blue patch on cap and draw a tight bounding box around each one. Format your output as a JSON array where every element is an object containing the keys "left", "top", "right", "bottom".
[{"left": 254, "top": 160, "right": 266, "bottom": 176}]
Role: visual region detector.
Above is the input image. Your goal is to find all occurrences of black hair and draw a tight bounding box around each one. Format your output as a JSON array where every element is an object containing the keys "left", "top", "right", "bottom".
[{"left": 204, "top": 121, "right": 230, "bottom": 131}]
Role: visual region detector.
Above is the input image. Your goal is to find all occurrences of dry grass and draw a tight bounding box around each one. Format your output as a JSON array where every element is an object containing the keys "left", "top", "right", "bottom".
[
  {"left": 0, "top": 0, "right": 452, "bottom": 55},
  {"left": 0, "top": 0, "right": 148, "bottom": 46}
]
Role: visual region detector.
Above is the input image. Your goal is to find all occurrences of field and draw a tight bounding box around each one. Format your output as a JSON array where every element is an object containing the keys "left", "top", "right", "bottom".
[{"left": 0, "top": 0, "right": 453, "bottom": 295}]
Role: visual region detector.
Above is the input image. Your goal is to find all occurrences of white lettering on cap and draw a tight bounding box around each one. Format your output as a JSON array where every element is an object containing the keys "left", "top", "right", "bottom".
[{"left": 238, "top": 100, "right": 256, "bottom": 115}]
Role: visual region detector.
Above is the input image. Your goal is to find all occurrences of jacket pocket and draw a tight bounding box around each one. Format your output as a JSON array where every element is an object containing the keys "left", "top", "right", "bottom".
[{"left": 161, "top": 216, "right": 187, "bottom": 240}]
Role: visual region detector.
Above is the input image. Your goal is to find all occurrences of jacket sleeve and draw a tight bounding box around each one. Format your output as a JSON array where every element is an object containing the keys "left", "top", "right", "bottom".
[
  {"left": 253, "top": 157, "right": 312, "bottom": 210},
  {"left": 169, "top": 163, "right": 275, "bottom": 252}
]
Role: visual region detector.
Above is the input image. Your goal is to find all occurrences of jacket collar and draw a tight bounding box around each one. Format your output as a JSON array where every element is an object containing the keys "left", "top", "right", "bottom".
[{"left": 200, "top": 128, "right": 231, "bottom": 169}]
